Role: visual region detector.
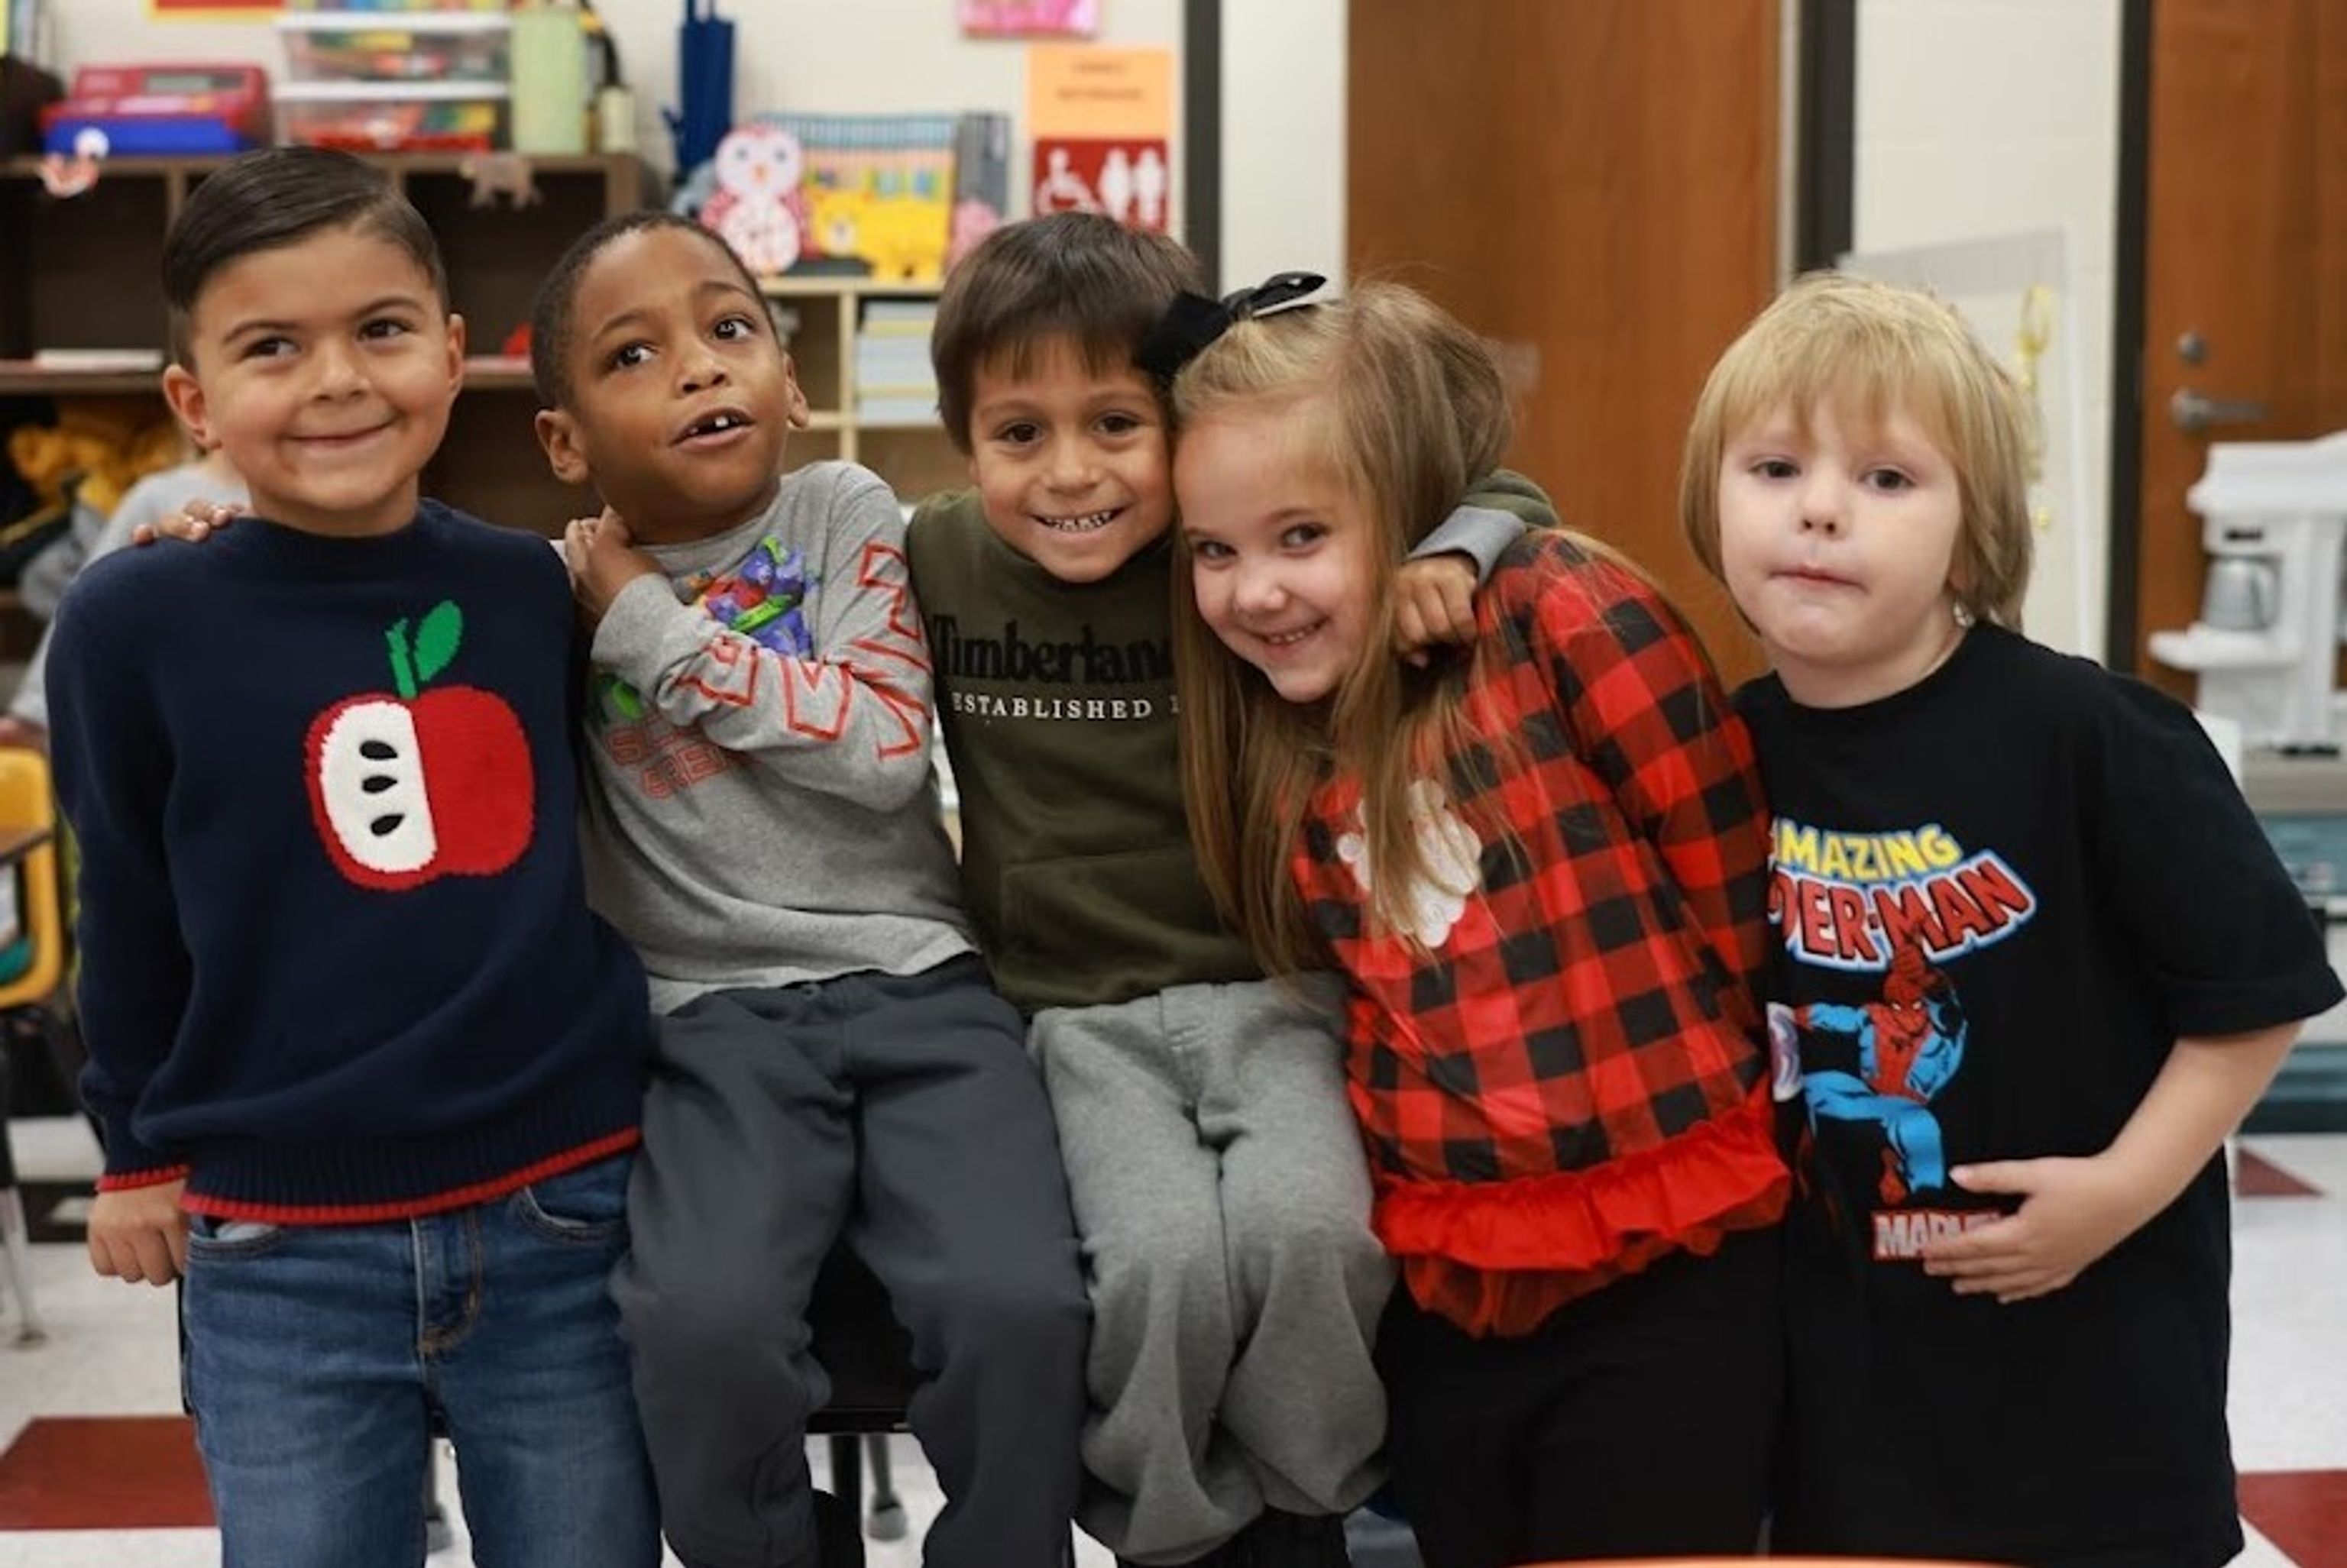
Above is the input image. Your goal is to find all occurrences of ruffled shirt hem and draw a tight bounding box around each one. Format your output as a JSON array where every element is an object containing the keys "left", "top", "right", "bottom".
[{"left": 1375, "top": 1088, "right": 1789, "bottom": 1337}]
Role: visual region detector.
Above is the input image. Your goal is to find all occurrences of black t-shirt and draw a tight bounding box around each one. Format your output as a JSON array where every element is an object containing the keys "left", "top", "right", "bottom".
[{"left": 1737, "top": 625, "right": 2341, "bottom": 1568}]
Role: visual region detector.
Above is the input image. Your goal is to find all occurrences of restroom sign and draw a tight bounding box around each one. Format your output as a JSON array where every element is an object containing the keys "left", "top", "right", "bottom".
[{"left": 1032, "top": 139, "right": 1170, "bottom": 230}]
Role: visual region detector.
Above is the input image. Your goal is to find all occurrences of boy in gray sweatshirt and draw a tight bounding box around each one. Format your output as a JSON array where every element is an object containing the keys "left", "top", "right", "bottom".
[{"left": 529, "top": 211, "right": 1086, "bottom": 1568}]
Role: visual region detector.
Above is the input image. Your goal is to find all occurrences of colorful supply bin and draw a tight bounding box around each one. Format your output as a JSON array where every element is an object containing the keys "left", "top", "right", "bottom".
[
  {"left": 274, "top": 8, "right": 510, "bottom": 151},
  {"left": 275, "top": 83, "right": 507, "bottom": 152}
]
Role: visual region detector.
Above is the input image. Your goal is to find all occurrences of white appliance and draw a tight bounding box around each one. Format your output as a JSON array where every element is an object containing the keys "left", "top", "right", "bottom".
[{"left": 2148, "top": 431, "right": 2347, "bottom": 751}]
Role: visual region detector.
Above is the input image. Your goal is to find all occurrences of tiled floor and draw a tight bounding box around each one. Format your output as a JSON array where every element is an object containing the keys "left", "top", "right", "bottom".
[{"left": 4, "top": 1117, "right": 2343, "bottom": 1566}]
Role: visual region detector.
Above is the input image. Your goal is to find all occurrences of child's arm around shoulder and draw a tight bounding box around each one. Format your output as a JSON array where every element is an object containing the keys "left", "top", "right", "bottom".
[
  {"left": 1394, "top": 469, "right": 1561, "bottom": 658},
  {"left": 581, "top": 465, "right": 935, "bottom": 809},
  {"left": 44, "top": 572, "right": 196, "bottom": 1282},
  {"left": 1530, "top": 540, "right": 1770, "bottom": 1004}
]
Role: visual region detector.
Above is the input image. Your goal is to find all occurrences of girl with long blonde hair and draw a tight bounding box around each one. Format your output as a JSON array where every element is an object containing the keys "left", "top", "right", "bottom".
[{"left": 1166, "top": 280, "right": 1788, "bottom": 1567}]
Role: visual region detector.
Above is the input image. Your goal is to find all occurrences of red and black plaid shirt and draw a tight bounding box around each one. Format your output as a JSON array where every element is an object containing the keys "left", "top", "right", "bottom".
[{"left": 1296, "top": 535, "right": 1787, "bottom": 1336}]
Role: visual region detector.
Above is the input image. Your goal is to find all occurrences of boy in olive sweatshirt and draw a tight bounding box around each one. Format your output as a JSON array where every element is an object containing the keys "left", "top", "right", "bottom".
[{"left": 908, "top": 214, "right": 1553, "bottom": 1568}]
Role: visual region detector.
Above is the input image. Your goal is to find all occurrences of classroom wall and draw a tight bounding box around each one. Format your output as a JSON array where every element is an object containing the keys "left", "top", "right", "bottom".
[
  {"left": 1852, "top": 0, "right": 2123, "bottom": 658},
  {"left": 1219, "top": 0, "right": 1345, "bottom": 290}
]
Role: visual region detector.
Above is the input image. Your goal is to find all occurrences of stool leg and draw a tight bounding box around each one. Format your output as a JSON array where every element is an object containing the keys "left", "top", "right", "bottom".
[
  {"left": 863, "top": 1434, "right": 906, "bottom": 1541},
  {"left": 0, "top": 1184, "right": 43, "bottom": 1344},
  {"left": 827, "top": 1431, "right": 862, "bottom": 1531}
]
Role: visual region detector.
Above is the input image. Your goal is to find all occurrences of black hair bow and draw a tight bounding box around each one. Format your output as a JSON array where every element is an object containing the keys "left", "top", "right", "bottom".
[{"left": 1137, "top": 270, "right": 1329, "bottom": 383}]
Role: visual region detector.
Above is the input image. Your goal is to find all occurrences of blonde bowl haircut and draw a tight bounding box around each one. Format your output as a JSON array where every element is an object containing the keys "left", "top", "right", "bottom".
[
  {"left": 1167, "top": 282, "right": 1539, "bottom": 972},
  {"left": 1678, "top": 270, "right": 2035, "bottom": 630}
]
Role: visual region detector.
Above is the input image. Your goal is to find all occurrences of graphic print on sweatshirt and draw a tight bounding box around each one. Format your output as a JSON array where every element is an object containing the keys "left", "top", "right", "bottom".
[
  {"left": 305, "top": 600, "right": 535, "bottom": 891},
  {"left": 1766, "top": 815, "right": 2040, "bottom": 1262},
  {"left": 924, "top": 609, "right": 1176, "bottom": 726},
  {"left": 591, "top": 532, "right": 816, "bottom": 727},
  {"left": 589, "top": 533, "right": 931, "bottom": 801}
]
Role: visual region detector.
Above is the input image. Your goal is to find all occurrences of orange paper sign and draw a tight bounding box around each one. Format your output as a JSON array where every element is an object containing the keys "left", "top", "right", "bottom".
[{"left": 1027, "top": 45, "right": 1174, "bottom": 141}]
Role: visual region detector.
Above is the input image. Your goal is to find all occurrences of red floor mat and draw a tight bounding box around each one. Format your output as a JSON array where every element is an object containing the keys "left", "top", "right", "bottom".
[
  {"left": 2237, "top": 1148, "right": 2325, "bottom": 1198},
  {"left": 2242, "top": 1469, "right": 2347, "bottom": 1567},
  {"left": 0, "top": 1415, "right": 213, "bottom": 1528}
]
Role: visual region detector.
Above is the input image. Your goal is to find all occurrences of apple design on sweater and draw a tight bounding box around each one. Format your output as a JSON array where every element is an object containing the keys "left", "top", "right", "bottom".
[{"left": 305, "top": 601, "right": 534, "bottom": 891}]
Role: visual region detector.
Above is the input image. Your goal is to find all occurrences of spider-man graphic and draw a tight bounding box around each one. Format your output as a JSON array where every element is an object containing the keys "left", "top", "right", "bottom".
[{"left": 1792, "top": 940, "right": 1967, "bottom": 1204}]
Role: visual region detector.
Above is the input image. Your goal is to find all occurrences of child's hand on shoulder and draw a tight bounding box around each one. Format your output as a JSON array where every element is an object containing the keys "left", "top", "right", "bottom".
[
  {"left": 1393, "top": 551, "right": 1479, "bottom": 667},
  {"left": 86, "top": 1178, "right": 189, "bottom": 1286},
  {"left": 1920, "top": 1153, "right": 2157, "bottom": 1304},
  {"left": 563, "top": 509, "right": 662, "bottom": 627},
  {"left": 131, "top": 498, "right": 245, "bottom": 548}
]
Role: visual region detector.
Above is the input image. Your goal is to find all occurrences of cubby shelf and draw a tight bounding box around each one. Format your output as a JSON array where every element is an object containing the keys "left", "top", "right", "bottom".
[
  {"left": 0, "top": 151, "right": 641, "bottom": 535},
  {"left": 757, "top": 274, "right": 962, "bottom": 504},
  {"left": 0, "top": 154, "right": 970, "bottom": 532}
]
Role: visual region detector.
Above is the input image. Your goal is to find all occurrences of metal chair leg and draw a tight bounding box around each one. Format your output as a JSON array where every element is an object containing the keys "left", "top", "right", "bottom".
[
  {"left": 0, "top": 1046, "right": 46, "bottom": 1345},
  {"left": 827, "top": 1432, "right": 863, "bottom": 1524},
  {"left": 0, "top": 1185, "right": 44, "bottom": 1344},
  {"left": 863, "top": 1434, "right": 906, "bottom": 1541}
]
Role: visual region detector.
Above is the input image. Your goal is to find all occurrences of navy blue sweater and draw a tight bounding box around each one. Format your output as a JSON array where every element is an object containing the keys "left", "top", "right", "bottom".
[{"left": 47, "top": 502, "right": 651, "bottom": 1221}]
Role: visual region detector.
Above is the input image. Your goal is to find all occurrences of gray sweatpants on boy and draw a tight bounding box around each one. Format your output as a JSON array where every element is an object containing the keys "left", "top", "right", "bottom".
[
  {"left": 613, "top": 956, "right": 1090, "bottom": 1568},
  {"left": 1031, "top": 978, "right": 1394, "bottom": 1566}
]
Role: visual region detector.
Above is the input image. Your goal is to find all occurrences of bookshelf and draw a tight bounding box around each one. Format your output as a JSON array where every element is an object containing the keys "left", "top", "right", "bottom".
[
  {"left": 759, "top": 274, "right": 964, "bottom": 506},
  {"left": 0, "top": 151, "right": 646, "bottom": 535},
  {"left": 0, "top": 156, "right": 968, "bottom": 529}
]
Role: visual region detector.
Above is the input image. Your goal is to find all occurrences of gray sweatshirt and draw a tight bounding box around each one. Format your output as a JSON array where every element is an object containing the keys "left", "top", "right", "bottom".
[{"left": 579, "top": 461, "right": 972, "bottom": 1013}]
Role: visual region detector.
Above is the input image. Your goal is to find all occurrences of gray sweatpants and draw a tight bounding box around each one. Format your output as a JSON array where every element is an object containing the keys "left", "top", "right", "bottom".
[
  {"left": 613, "top": 957, "right": 1090, "bottom": 1568},
  {"left": 1031, "top": 978, "right": 1394, "bottom": 1566}
]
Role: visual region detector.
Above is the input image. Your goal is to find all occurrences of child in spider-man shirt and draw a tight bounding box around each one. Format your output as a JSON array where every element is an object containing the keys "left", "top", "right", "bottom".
[{"left": 1683, "top": 271, "right": 2342, "bottom": 1568}]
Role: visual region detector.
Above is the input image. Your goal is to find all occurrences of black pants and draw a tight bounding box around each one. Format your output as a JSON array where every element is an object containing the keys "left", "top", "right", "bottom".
[
  {"left": 1375, "top": 1225, "right": 1783, "bottom": 1568},
  {"left": 613, "top": 956, "right": 1090, "bottom": 1568}
]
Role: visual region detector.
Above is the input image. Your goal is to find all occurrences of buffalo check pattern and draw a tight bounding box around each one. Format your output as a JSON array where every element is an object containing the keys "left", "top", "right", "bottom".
[{"left": 1297, "top": 536, "right": 1784, "bottom": 1332}]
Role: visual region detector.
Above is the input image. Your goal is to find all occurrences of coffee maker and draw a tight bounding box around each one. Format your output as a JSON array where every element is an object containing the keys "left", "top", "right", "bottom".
[{"left": 2147, "top": 431, "right": 2347, "bottom": 752}]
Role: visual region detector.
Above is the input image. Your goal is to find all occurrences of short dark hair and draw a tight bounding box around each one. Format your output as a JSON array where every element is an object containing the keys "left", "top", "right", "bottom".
[
  {"left": 931, "top": 213, "right": 1204, "bottom": 452},
  {"left": 163, "top": 147, "right": 447, "bottom": 366},
  {"left": 529, "top": 209, "right": 766, "bottom": 411}
]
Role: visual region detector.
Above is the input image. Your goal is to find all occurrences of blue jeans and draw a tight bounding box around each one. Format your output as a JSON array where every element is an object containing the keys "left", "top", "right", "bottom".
[{"left": 183, "top": 1153, "right": 660, "bottom": 1568}]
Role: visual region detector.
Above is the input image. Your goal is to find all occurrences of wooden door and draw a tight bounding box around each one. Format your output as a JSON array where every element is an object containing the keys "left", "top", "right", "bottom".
[
  {"left": 1348, "top": 0, "right": 1781, "bottom": 681},
  {"left": 2130, "top": 0, "right": 2347, "bottom": 690}
]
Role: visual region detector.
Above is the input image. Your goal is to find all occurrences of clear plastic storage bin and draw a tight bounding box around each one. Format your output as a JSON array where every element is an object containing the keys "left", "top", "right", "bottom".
[{"left": 276, "top": 11, "right": 511, "bottom": 86}]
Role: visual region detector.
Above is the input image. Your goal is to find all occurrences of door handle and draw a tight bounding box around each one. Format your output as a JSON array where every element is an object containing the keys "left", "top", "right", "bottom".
[{"left": 2171, "top": 387, "right": 2271, "bottom": 433}]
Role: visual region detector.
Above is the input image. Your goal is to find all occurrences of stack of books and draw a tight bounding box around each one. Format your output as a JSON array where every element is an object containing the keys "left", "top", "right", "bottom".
[{"left": 855, "top": 298, "right": 940, "bottom": 425}]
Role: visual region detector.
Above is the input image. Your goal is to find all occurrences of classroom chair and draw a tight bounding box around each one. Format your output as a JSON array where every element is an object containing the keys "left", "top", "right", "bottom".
[
  {"left": 0, "top": 745, "right": 63, "bottom": 1346},
  {"left": 807, "top": 1242, "right": 915, "bottom": 1542}
]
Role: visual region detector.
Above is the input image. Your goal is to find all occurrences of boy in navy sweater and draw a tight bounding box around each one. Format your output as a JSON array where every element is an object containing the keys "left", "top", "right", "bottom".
[{"left": 45, "top": 147, "right": 659, "bottom": 1567}]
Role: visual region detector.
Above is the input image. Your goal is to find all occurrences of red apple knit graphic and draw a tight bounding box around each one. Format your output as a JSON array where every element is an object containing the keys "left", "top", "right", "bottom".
[{"left": 305, "top": 601, "right": 534, "bottom": 891}]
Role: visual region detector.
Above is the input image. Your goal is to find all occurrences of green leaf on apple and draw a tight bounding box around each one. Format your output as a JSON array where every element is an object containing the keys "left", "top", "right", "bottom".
[{"left": 413, "top": 601, "right": 464, "bottom": 686}]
